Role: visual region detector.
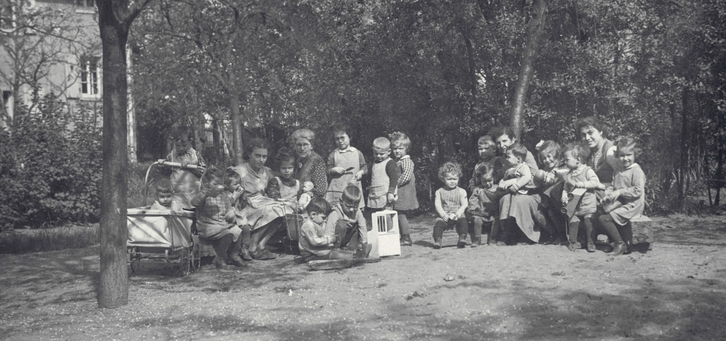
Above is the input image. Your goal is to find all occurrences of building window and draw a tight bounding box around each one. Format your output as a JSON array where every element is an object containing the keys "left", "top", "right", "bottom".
[
  {"left": 76, "top": 0, "right": 95, "bottom": 7},
  {"left": 80, "top": 57, "right": 99, "bottom": 96}
]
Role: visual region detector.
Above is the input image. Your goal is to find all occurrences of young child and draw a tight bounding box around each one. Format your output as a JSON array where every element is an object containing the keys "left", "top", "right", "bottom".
[
  {"left": 367, "top": 137, "right": 400, "bottom": 212},
  {"left": 267, "top": 150, "right": 302, "bottom": 207},
  {"left": 325, "top": 123, "right": 367, "bottom": 208},
  {"left": 598, "top": 137, "right": 646, "bottom": 256},
  {"left": 468, "top": 135, "right": 497, "bottom": 192},
  {"left": 561, "top": 143, "right": 601, "bottom": 252},
  {"left": 498, "top": 143, "right": 536, "bottom": 195},
  {"left": 298, "top": 197, "right": 357, "bottom": 262},
  {"left": 533, "top": 140, "right": 568, "bottom": 245},
  {"left": 150, "top": 178, "right": 182, "bottom": 211},
  {"left": 466, "top": 163, "right": 501, "bottom": 246},
  {"left": 164, "top": 126, "right": 206, "bottom": 209},
  {"left": 390, "top": 132, "right": 418, "bottom": 246},
  {"left": 433, "top": 162, "right": 469, "bottom": 249},
  {"left": 325, "top": 185, "right": 370, "bottom": 256},
  {"left": 191, "top": 167, "right": 245, "bottom": 268}
]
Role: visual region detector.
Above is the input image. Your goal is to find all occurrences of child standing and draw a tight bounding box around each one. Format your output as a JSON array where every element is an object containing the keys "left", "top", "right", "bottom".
[
  {"left": 298, "top": 197, "right": 357, "bottom": 262},
  {"left": 561, "top": 143, "right": 601, "bottom": 252},
  {"left": 191, "top": 167, "right": 246, "bottom": 268},
  {"left": 598, "top": 137, "right": 646, "bottom": 256},
  {"left": 466, "top": 163, "right": 501, "bottom": 246},
  {"left": 433, "top": 162, "right": 469, "bottom": 249},
  {"left": 150, "top": 178, "right": 182, "bottom": 211},
  {"left": 325, "top": 185, "right": 369, "bottom": 256},
  {"left": 390, "top": 132, "right": 419, "bottom": 246},
  {"left": 533, "top": 140, "right": 568, "bottom": 245},
  {"left": 326, "top": 123, "right": 367, "bottom": 208},
  {"left": 468, "top": 135, "right": 497, "bottom": 192},
  {"left": 367, "top": 137, "right": 400, "bottom": 212},
  {"left": 164, "top": 126, "right": 206, "bottom": 209},
  {"left": 498, "top": 144, "right": 536, "bottom": 195}
]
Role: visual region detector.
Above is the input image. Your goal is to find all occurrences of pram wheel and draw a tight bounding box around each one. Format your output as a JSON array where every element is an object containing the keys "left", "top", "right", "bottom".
[
  {"left": 128, "top": 247, "right": 141, "bottom": 274},
  {"left": 177, "top": 248, "right": 192, "bottom": 277},
  {"left": 190, "top": 244, "right": 201, "bottom": 272}
]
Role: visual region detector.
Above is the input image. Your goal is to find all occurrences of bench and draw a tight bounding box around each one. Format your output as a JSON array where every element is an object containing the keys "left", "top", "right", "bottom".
[{"left": 595, "top": 215, "right": 653, "bottom": 252}]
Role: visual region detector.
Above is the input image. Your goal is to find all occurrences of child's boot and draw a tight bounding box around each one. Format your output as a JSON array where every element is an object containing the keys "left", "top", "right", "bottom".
[
  {"left": 471, "top": 236, "right": 480, "bottom": 248},
  {"left": 457, "top": 234, "right": 467, "bottom": 248},
  {"left": 433, "top": 238, "right": 442, "bottom": 249},
  {"left": 400, "top": 234, "right": 413, "bottom": 246},
  {"left": 567, "top": 242, "right": 578, "bottom": 252}
]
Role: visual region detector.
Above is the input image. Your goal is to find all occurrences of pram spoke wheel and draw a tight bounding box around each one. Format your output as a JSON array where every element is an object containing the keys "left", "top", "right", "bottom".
[
  {"left": 176, "top": 248, "right": 192, "bottom": 277},
  {"left": 190, "top": 244, "right": 201, "bottom": 272},
  {"left": 128, "top": 247, "right": 141, "bottom": 274}
]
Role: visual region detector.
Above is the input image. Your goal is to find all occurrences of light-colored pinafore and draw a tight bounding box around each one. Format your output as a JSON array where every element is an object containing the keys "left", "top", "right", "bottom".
[
  {"left": 168, "top": 148, "right": 200, "bottom": 209},
  {"left": 368, "top": 158, "right": 392, "bottom": 209},
  {"left": 325, "top": 147, "right": 364, "bottom": 208}
]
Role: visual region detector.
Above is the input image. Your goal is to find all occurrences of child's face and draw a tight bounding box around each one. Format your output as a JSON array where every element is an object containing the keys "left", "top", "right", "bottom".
[
  {"left": 443, "top": 172, "right": 459, "bottom": 189},
  {"left": 617, "top": 146, "right": 635, "bottom": 168},
  {"left": 207, "top": 178, "right": 225, "bottom": 196},
  {"left": 309, "top": 211, "right": 327, "bottom": 225},
  {"left": 580, "top": 125, "right": 604, "bottom": 149},
  {"left": 479, "top": 173, "right": 494, "bottom": 189},
  {"left": 505, "top": 150, "right": 522, "bottom": 167},
  {"left": 279, "top": 161, "right": 294, "bottom": 179},
  {"left": 249, "top": 147, "right": 268, "bottom": 171},
  {"left": 478, "top": 143, "right": 495, "bottom": 160},
  {"left": 334, "top": 131, "right": 350, "bottom": 150},
  {"left": 157, "top": 191, "right": 173, "bottom": 207},
  {"left": 174, "top": 136, "right": 192, "bottom": 153},
  {"left": 341, "top": 199, "right": 359, "bottom": 216},
  {"left": 392, "top": 144, "right": 407, "bottom": 159},
  {"left": 563, "top": 151, "right": 580, "bottom": 170},
  {"left": 226, "top": 174, "right": 241, "bottom": 192},
  {"left": 495, "top": 134, "right": 515, "bottom": 155},
  {"left": 373, "top": 147, "right": 390, "bottom": 162},
  {"left": 540, "top": 152, "right": 559, "bottom": 171}
]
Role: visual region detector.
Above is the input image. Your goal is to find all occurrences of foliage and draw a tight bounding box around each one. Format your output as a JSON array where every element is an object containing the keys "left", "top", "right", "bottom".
[
  {"left": 0, "top": 224, "right": 99, "bottom": 254},
  {"left": 0, "top": 96, "right": 102, "bottom": 230}
]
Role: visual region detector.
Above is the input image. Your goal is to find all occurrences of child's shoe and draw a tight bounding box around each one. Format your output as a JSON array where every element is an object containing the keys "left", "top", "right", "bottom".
[
  {"left": 543, "top": 234, "right": 558, "bottom": 245},
  {"left": 213, "top": 256, "right": 229, "bottom": 269},
  {"left": 239, "top": 248, "right": 253, "bottom": 261},
  {"left": 400, "top": 234, "right": 413, "bottom": 246},
  {"left": 433, "top": 238, "right": 442, "bottom": 249},
  {"left": 611, "top": 242, "right": 627, "bottom": 256},
  {"left": 586, "top": 242, "right": 596, "bottom": 253},
  {"left": 227, "top": 254, "right": 245, "bottom": 267},
  {"left": 567, "top": 242, "right": 579, "bottom": 252},
  {"left": 457, "top": 235, "right": 467, "bottom": 248},
  {"left": 495, "top": 241, "right": 506, "bottom": 246},
  {"left": 471, "top": 237, "right": 480, "bottom": 248}
]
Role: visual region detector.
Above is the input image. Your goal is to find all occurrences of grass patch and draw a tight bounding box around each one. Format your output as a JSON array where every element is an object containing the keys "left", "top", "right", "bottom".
[{"left": 0, "top": 224, "right": 99, "bottom": 254}]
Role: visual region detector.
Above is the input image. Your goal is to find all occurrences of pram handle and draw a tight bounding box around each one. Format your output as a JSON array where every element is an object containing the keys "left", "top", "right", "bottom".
[{"left": 155, "top": 160, "right": 204, "bottom": 171}]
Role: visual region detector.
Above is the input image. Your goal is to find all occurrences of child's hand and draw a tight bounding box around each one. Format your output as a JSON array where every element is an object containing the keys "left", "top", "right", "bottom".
[
  {"left": 603, "top": 190, "right": 620, "bottom": 202},
  {"left": 387, "top": 193, "right": 395, "bottom": 204},
  {"left": 508, "top": 184, "right": 519, "bottom": 194},
  {"left": 181, "top": 161, "right": 189, "bottom": 169},
  {"left": 354, "top": 170, "right": 364, "bottom": 181},
  {"left": 448, "top": 213, "right": 457, "bottom": 221},
  {"left": 232, "top": 186, "right": 244, "bottom": 200},
  {"left": 331, "top": 166, "right": 346, "bottom": 175},
  {"left": 561, "top": 192, "right": 569, "bottom": 206}
]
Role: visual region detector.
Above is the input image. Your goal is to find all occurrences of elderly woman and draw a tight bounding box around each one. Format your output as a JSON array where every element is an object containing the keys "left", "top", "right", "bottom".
[
  {"left": 228, "top": 138, "right": 292, "bottom": 260},
  {"left": 291, "top": 128, "right": 327, "bottom": 198}
]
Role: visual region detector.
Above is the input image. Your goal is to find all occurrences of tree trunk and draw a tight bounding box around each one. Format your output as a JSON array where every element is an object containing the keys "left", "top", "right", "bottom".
[
  {"left": 97, "top": 0, "right": 150, "bottom": 309},
  {"left": 509, "top": 0, "right": 546, "bottom": 141},
  {"left": 230, "top": 93, "right": 244, "bottom": 165},
  {"left": 126, "top": 46, "right": 137, "bottom": 164},
  {"left": 678, "top": 88, "right": 690, "bottom": 211}
]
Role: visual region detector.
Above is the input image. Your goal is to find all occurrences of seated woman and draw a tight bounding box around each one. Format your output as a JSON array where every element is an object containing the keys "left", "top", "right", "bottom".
[
  {"left": 228, "top": 138, "right": 292, "bottom": 260},
  {"left": 489, "top": 126, "right": 553, "bottom": 245},
  {"left": 291, "top": 128, "right": 327, "bottom": 199}
]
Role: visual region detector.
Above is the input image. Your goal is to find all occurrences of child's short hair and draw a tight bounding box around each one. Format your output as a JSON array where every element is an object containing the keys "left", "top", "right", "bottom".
[
  {"left": 438, "top": 161, "right": 463, "bottom": 180},
  {"left": 340, "top": 185, "right": 362, "bottom": 205},
  {"left": 615, "top": 137, "right": 642, "bottom": 158},
  {"left": 172, "top": 125, "right": 194, "bottom": 141},
  {"left": 488, "top": 126, "right": 515, "bottom": 141},
  {"left": 331, "top": 123, "right": 349, "bottom": 136},
  {"left": 155, "top": 178, "right": 173, "bottom": 195},
  {"left": 306, "top": 197, "right": 332, "bottom": 215},
  {"left": 373, "top": 137, "right": 391, "bottom": 151},
  {"left": 477, "top": 134, "right": 495, "bottom": 147},
  {"left": 201, "top": 166, "right": 225, "bottom": 186},
  {"left": 276, "top": 148, "right": 296, "bottom": 167},
  {"left": 575, "top": 116, "right": 608, "bottom": 139},
  {"left": 536, "top": 140, "right": 562, "bottom": 163},
  {"left": 389, "top": 132, "right": 411, "bottom": 152},
  {"left": 563, "top": 143, "right": 590, "bottom": 163},
  {"left": 507, "top": 143, "right": 528, "bottom": 160},
  {"left": 474, "top": 162, "right": 494, "bottom": 179},
  {"left": 246, "top": 137, "right": 269, "bottom": 157}
]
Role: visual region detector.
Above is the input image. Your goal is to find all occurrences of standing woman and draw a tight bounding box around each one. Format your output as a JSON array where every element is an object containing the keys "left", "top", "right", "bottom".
[
  {"left": 574, "top": 116, "right": 621, "bottom": 199},
  {"left": 291, "top": 129, "right": 328, "bottom": 199}
]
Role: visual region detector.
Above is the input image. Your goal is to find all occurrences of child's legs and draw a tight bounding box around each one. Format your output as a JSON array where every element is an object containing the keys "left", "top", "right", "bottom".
[
  {"left": 329, "top": 249, "right": 356, "bottom": 260},
  {"left": 583, "top": 215, "right": 594, "bottom": 244},
  {"left": 398, "top": 211, "right": 410, "bottom": 235},
  {"left": 433, "top": 218, "right": 447, "bottom": 241},
  {"left": 456, "top": 217, "right": 469, "bottom": 237},
  {"left": 482, "top": 221, "right": 493, "bottom": 243},
  {"left": 211, "top": 234, "right": 234, "bottom": 261},
  {"left": 489, "top": 217, "right": 501, "bottom": 242},
  {"left": 597, "top": 214, "right": 624, "bottom": 244},
  {"left": 257, "top": 218, "right": 284, "bottom": 249},
  {"left": 567, "top": 215, "right": 580, "bottom": 244},
  {"left": 469, "top": 216, "right": 483, "bottom": 241},
  {"left": 342, "top": 227, "right": 360, "bottom": 250},
  {"left": 229, "top": 233, "right": 244, "bottom": 257},
  {"left": 239, "top": 224, "right": 251, "bottom": 249},
  {"left": 618, "top": 222, "right": 633, "bottom": 246}
]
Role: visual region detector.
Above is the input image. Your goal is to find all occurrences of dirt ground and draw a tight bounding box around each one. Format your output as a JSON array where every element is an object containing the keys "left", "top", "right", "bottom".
[{"left": 1, "top": 213, "right": 725, "bottom": 341}]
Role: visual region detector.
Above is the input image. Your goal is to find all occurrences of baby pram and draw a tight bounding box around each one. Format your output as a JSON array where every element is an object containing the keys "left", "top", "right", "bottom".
[{"left": 127, "top": 160, "right": 202, "bottom": 276}]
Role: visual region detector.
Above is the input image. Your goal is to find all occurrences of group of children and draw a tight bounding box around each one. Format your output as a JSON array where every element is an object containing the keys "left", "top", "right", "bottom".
[{"left": 150, "top": 119, "right": 646, "bottom": 270}]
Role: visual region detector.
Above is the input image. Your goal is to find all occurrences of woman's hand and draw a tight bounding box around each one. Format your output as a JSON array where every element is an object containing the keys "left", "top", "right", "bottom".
[{"left": 330, "top": 166, "right": 346, "bottom": 175}]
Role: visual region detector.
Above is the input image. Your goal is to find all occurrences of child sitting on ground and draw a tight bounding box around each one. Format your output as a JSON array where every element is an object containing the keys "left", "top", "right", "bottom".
[
  {"left": 498, "top": 143, "right": 536, "bottom": 195},
  {"left": 191, "top": 167, "right": 245, "bottom": 268},
  {"left": 468, "top": 134, "right": 497, "bottom": 192},
  {"left": 561, "top": 143, "right": 601, "bottom": 252},
  {"left": 598, "top": 137, "right": 646, "bottom": 256},
  {"left": 466, "top": 163, "right": 502, "bottom": 246},
  {"left": 150, "top": 178, "right": 182, "bottom": 211},
  {"left": 325, "top": 123, "right": 367, "bottom": 208},
  {"left": 298, "top": 197, "right": 357, "bottom": 262},
  {"left": 163, "top": 125, "right": 206, "bottom": 209},
  {"left": 433, "top": 162, "right": 469, "bottom": 249},
  {"left": 326, "top": 185, "right": 370, "bottom": 257},
  {"left": 367, "top": 137, "right": 400, "bottom": 212}
]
